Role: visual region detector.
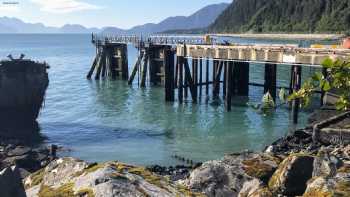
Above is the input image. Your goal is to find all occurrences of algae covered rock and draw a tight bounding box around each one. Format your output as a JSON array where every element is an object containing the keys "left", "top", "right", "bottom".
[
  {"left": 303, "top": 175, "right": 350, "bottom": 197},
  {"left": 25, "top": 157, "right": 203, "bottom": 197},
  {"left": 241, "top": 154, "right": 281, "bottom": 183},
  {"left": 238, "top": 179, "right": 272, "bottom": 197},
  {"left": 268, "top": 154, "right": 314, "bottom": 196},
  {"left": 186, "top": 152, "right": 280, "bottom": 197},
  {"left": 313, "top": 148, "right": 340, "bottom": 178}
]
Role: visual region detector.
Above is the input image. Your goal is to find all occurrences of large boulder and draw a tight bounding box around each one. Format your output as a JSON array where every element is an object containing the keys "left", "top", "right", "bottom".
[
  {"left": 303, "top": 174, "right": 350, "bottom": 197},
  {"left": 0, "top": 166, "right": 26, "bottom": 197},
  {"left": 238, "top": 179, "right": 272, "bottom": 197},
  {"left": 312, "top": 148, "right": 341, "bottom": 178},
  {"left": 25, "top": 157, "right": 203, "bottom": 197},
  {"left": 186, "top": 152, "right": 281, "bottom": 197},
  {"left": 268, "top": 154, "right": 314, "bottom": 196}
]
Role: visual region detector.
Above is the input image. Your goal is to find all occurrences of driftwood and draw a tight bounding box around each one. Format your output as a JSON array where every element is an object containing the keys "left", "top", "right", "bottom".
[{"left": 312, "top": 111, "right": 350, "bottom": 144}]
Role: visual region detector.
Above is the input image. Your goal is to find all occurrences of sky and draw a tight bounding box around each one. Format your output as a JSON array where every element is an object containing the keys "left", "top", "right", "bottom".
[{"left": 0, "top": 0, "right": 232, "bottom": 29}]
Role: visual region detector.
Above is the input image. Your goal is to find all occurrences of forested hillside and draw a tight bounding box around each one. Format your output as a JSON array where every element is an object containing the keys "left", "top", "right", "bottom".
[{"left": 210, "top": 0, "right": 350, "bottom": 33}]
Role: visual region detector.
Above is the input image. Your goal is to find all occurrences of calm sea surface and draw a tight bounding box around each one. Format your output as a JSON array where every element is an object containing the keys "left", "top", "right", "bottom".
[{"left": 0, "top": 34, "right": 319, "bottom": 166}]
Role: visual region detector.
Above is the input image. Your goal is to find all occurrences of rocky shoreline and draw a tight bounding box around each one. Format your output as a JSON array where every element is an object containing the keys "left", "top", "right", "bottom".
[{"left": 2, "top": 109, "right": 350, "bottom": 197}]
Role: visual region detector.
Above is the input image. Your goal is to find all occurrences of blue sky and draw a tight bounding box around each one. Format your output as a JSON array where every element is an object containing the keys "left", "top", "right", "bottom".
[{"left": 0, "top": 0, "right": 232, "bottom": 28}]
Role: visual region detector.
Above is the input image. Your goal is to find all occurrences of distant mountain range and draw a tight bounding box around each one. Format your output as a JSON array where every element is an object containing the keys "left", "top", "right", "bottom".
[
  {"left": 102, "top": 3, "right": 229, "bottom": 34},
  {"left": 0, "top": 17, "right": 100, "bottom": 34},
  {"left": 0, "top": 3, "right": 229, "bottom": 34}
]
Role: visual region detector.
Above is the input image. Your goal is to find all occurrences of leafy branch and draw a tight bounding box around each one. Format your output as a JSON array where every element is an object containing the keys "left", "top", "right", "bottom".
[{"left": 287, "top": 58, "right": 350, "bottom": 111}]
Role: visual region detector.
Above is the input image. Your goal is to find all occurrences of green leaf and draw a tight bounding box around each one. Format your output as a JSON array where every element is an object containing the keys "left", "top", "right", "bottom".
[
  {"left": 322, "top": 58, "right": 334, "bottom": 68},
  {"left": 320, "top": 80, "right": 331, "bottom": 91},
  {"left": 312, "top": 72, "right": 323, "bottom": 81}
]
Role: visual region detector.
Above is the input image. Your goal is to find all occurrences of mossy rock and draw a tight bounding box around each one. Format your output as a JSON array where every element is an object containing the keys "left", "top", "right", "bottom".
[
  {"left": 242, "top": 154, "right": 282, "bottom": 182},
  {"left": 176, "top": 184, "right": 207, "bottom": 197},
  {"left": 38, "top": 183, "right": 75, "bottom": 197},
  {"left": 303, "top": 177, "right": 350, "bottom": 197},
  {"left": 76, "top": 188, "right": 94, "bottom": 197},
  {"left": 25, "top": 168, "right": 45, "bottom": 188},
  {"left": 73, "top": 163, "right": 105, "bottom": 178},
  {"left": 337, "top": 165, "right": 350, "bottom": 174},
  {"left": 249, "top": 187, "right": 273, "bottom": 197},
  {"left": 303, "top": 188, "right": 333, "bottom": 197},
  {"left": 334, "top": 181, "right": 350, "bottom": 197},
  {"left": 38, "top": 183, "right": 95, "bottom": 197},
  {"left": 268, "top": 154, "right": 314, "bottom": 196}
]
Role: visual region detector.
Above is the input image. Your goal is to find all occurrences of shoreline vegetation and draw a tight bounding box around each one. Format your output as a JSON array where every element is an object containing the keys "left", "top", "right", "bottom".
[{"left": 208, "top": 33, "right": 344, "bottom": 41}]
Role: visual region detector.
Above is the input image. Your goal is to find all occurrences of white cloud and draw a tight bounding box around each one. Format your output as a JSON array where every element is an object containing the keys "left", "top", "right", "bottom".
[
  {"left": 30, "top": 0, "right": 101, "bottom": 13},
  {"left": 0, "top": 4, "right": 20, "bottom": 12}
]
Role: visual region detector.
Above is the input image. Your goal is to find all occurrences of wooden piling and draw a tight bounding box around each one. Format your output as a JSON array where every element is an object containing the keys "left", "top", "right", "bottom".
[
  {"left": 264, "top": 63, "right": 277, "bottom": 101},
  {"left": 320, "top": 67, "right": 327, "bottom": 106},
  {"left": 128, "top": 51, "right": 143, "bottom": 85},
  {"left": 225, "top": 61, "right": 233, "bottom": 111},
  {"left": 164, "top": 48, "right": 175, "bottom": 101},
  {"left": 213, "top": 61, "right": 223, "bottom": 98},
  {"left": 184, "top": 59, "right": 197, "bottom": 102},
  {"left": 95, "top": 50, "right": 105, "bottom": 80},
  {"left": 140, "top": 50, "right": 148, "bottom": 87},
  {"left": 101, "top": 49, "right": 107, "bottom": 78},
  {"left": 292, "top": 65, "right": 302, "bottom": 124},
  {"left": 192, "top": 58, "right": 198, "bottom": 99},
  {"left": 174, "top": 56, "right": 179, "bottom": 88},
  {"left": 87, "top": 55, "right": 98, "bottom": 79},
  {"left": 212, "top": 60, "right": 218, "bottom": 97},
  {"left": 206, "top": 59, "right": 209, "bottom": 95},
  {"left": 235, "top": 61, "right": 250, "bottom": 96},
  {"left": 199, "top": 58, "right": 203, "bottom": 97},
  {"left": 121, "top": 44, "right": 129, "bottom": 80},
  {"left": 223, "top": 61, "right": 227, "bottom": 98},
  {"left": 178, "top": 56, "right": 184, "bottom": 103}
]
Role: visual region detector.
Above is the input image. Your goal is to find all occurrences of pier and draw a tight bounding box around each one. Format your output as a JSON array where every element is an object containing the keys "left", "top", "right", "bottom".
[{"left": 87, "top": 34, "right": 350, "bottom": 124}]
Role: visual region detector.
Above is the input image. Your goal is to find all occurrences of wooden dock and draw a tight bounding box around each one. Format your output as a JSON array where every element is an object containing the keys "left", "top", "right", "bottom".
[{"left": 87, "top": 34, "right": 350, "bottom": 124}]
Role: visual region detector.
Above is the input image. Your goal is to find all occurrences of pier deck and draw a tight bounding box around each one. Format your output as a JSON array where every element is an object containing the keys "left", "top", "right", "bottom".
[{"left": 87, "top": 34, "right": 350, "bottom": 124}]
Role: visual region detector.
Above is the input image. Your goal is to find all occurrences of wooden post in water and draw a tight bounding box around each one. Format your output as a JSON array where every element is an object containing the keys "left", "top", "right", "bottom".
[
  {"left": 264, "top": 63, "right": 277, "bottom": 101},
  {"left": 223, "top": 61, "right": 227, "bottom": 98},
  {"left": 164, "top": 48, "right": 175, "bottom": 101},
  {"left": 292, "top": 65, "right": 302, "bottom": 124},
  {"left": 184, "top": 58, "right": 197, "bottom": 102},
  {"left": 121, "top": 44, "right": 129, "bottom": 80},
  {"left": 320, "top": 67, "right": 328, "bottom": 106},
  {"left": 95, "top": 49, "right": 105, "bottom": 80},
  {"left": 199, "top": 58, "right": 203, "bottom": 97},
  {"left": 87, "top": 55, "right": 98, "bottom": 79},
  {"left": 101, "top": 48, "right": 108, "bottom": 78},
  {"left": 128, "top": 51, "right": 143, "bottom": 85},
  {"left": 213, "top": 61, "right": 223, "bottom": 98},
  {"left": 184, "top": 60, "right": 188, "bottom": 99},
  {"left": 174, "top": 56, "right": 179, "bottom": 88},
  {"left": 140, "top": 49, "right": 148, "bottom": 87},
  {"left": 148, "top": 47, "right": 156, "bottom": 85},
  {"left": 192, "top": 58, "right": 198, "bottom": 99},
  {"left": 206, "top": 59, "right": 209, "bottom": 96},
  {"left": 225, "top": 61, "right": 233, "bottom": 111},
  {"left": 178, "top": 56, "right": 184, "bottom": 103},
  {"left": 232, "top": 61, "right": 238, "bottom": 95},
  {"left": 235, "top": 61, "right": 250, "bottom": 96},
  {"left": 288, "top": 65, "right": 296, "bottom": 108},
  {"left": 212, "top": 60, "right": 218, "bottom": 98}
]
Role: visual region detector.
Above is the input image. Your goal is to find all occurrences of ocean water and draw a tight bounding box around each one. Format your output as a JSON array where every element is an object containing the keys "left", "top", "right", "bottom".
[{"left": 0, "top": 34, "right": 318, "bottom": 166}]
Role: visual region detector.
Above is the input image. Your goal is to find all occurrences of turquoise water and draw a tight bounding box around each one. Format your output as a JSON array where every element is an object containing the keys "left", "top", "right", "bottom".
[{"left": 0, "top": 34, "right": 317, "bottom": 166}]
